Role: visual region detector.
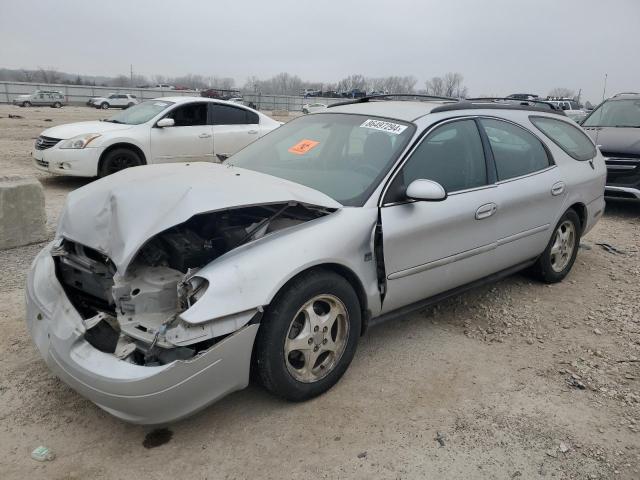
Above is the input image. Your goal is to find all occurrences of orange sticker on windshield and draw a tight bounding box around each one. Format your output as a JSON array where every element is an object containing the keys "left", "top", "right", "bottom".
[{"left": 288, "top": 139, "right": 320, "bottom": 155}]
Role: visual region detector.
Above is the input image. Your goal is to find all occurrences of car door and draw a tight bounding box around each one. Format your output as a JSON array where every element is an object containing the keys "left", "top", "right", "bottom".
[
  {"left": 210, "top": 103, "right": 260, "bottom": 161},
  {"left": 478, "top": 117, "right": 565, "bottom": 270},
  {"left": 149, "top": 102, "right": 214, "bottom": 163},
  {"left": 380, "top": 118, "right": 500, "bottom": 314}
]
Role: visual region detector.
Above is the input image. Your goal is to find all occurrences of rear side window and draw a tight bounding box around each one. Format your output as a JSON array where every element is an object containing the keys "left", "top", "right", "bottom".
[
  {"left": 211, "top": 104, "right": 258, "bottom": 125},
  {"left": 530, "top": 116, "right": 596, "bottom": 161},
  {"left": 480, "top": 118, "right": 551, "bottom": 181}
]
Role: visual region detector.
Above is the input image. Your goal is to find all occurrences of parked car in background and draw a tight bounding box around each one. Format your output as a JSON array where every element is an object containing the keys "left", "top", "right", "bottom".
[
  {"left": 13, "top": 90, "right": 66, "bottom": 108},
  {"left": 32, "top": 97, "right": 281, "bottom": 177},
  {"left": 546, "top": 98, "right": 587, "bottom": 122},
  {"left": 507, "top": 93, "right": 540, "bottom": 101},
  {"left": 154, "top": 83, "right": 175, "bottom": 89},
  {"left": 25, "top": 96, "right": 605, "bottom": 424},
  {"left": 228, "top": 97, "right": 245, "bottom": 104},
  {"left": 582, "top": 92, "right": 640, "bottom": 200},
  {"left": 90, "top": 93, "right": 139, "bottom": 110},
  {"left": 302, "top": 102, "right": 328, "bottom": 114}
]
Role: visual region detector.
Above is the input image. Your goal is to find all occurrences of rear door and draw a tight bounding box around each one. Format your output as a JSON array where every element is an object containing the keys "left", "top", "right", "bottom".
[
  {"left": 380, "top": 118, "right": 500, "bottom": 313},
  {"left": 210, "top": 103, "right": 261, "bottom": 161},
  {"left": 149, "top": 102, "right": 214, "bottom": 163},
  {"left": 478, "top": 117, "right": 565, "bottom": 270}
]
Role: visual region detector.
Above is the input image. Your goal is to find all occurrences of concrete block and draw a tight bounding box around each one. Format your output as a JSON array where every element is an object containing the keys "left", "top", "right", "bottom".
[{"left": 0, "top": 175, "right": 47, "bottom": 249}]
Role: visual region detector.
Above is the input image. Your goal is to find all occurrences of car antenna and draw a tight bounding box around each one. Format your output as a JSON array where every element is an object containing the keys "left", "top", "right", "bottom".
[{"left": 595, "top": 73, "right": 608, "bottom": 147}]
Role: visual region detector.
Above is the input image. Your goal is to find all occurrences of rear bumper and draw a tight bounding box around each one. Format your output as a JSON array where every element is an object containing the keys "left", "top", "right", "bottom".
[{"left": 25, "top": 245, "right": 258, "bottom": 424}]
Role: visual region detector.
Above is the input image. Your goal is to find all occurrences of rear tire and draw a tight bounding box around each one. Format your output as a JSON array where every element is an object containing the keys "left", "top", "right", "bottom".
[
  {"left": 98, "top": 148, "right": 142, "bottom": 178},
  {"left": 126, "top": 102, "right": 134, "bottom": 108},
  {"left": 53, "top": 102, "right": 62, "bottom": 108},
  {"left": 530, "top": 209, "right": 581, "bottom": 283},
  {"left": 255, "top": 270, "right": 361, "bottom": 401},
  {"left": 23, "top": 101, "right": 31, "bottom": 107}
]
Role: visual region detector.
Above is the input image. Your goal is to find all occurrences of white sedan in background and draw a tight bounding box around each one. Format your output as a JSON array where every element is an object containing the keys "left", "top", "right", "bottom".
[
  {"left": 32, "top": 97, "right": 281, "bottom": 177},
  {"left": 302, "top": 102, "right": 328, "bottom": 114},
  {"left": 90, "top": 93, "right": 140, "bottom": 109}
]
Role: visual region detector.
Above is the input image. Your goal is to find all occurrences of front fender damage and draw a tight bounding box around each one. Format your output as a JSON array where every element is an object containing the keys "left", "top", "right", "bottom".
[{"left": 53, "top": 202, "right": 333, "bottom": 367}]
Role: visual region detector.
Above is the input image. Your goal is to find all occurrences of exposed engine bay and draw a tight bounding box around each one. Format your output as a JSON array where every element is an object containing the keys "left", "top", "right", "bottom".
[{"left": 53, "top": 202, "right": 331, "bottom": 366}]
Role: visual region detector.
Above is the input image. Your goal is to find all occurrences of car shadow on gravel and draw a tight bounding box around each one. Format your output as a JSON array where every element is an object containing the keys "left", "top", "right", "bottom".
[
  {"left": 603, "top": 199, "right": 640, "bottom": 219},
  {"left": 39, "top": 175, "right": 93, "bottom": 190}
]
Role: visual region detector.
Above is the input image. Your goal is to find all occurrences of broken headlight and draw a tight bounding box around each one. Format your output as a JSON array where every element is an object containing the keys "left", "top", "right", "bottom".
[{"left": 178, "top": 275, "right": 209, "bottom": 311}]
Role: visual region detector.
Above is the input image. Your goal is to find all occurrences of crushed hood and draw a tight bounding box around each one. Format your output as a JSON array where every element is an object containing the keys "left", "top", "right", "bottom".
[
  {"left": 57, "top": 162, "right": 341, "bottom": 272},
  {"left": 41, "top": 120, "right": 134, "bottom": 139}
]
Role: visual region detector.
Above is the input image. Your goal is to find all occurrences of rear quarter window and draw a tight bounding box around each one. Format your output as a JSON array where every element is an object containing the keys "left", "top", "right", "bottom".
[{"left": 530, "top": 116, "right": 596, "bottom": 161}]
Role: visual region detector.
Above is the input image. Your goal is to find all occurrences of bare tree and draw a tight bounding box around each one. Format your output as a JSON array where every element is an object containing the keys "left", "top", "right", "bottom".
[
  {"left": 337, "top": 74, "right": 367, "bottom": 94},
  {"left": 425, "top": 76, "right": 445, "bottom": 96},
  {"left": 425, "top": 73, "right": 467, "bottom": 98},
  {"left": 20, "top": 69, "right": 36, "bottom": 82},
  {"left": 548, "top": 87, "right": 576, "bottom": 99},
  {"left": 37, "top": 67, "right": 60, "bottom": 84}
]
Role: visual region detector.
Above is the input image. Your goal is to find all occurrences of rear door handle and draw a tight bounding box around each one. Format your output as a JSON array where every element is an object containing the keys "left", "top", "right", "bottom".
[
  {"left": 248, "top": 129, "right": 259, "bottom": 134},
  {"left": 198, "top": 133, "right": 212, "bottom": 139},
  {"left": 551, "top": 181, "right": 565, "bottom": 196},
  {"left": 475, "top": 202, "right": 497, "bottom": 220}
]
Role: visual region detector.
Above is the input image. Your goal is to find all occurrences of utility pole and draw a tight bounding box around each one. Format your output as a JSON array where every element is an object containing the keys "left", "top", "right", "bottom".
[
  {"left": 130, "top": 64, "right": 133, "bottom": 86},
  {"left": 601, "top": 73, "right": 608, "bottom": 102}
]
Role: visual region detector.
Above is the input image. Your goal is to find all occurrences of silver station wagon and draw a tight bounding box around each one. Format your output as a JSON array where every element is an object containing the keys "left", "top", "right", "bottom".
[{"left": 26, "top": 96, "right": 606, "bottom": 424}]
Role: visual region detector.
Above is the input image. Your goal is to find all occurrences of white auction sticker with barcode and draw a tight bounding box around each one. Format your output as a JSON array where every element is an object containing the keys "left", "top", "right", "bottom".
[{"left": 360, "top": 119, "right": 408, "bottom": 135}]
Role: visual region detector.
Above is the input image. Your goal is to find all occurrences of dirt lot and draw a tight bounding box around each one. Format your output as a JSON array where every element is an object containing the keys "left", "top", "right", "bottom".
[{"left": 1, "top": 104, "right": 639, "bottom": 479}]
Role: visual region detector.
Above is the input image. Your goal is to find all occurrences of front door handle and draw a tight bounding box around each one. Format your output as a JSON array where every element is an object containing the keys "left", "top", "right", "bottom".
[
  {"left": 475, "top": 202, "right": 497, "bottom": 220},
  {"left": 248, "top": 129, "right": 259, "bottom": 134},
  {"left": 198, "top": 133, "right": 212, "bottom": 139},
  {"left": 551, "top": 181, "right": 565, "bottom": 196}
]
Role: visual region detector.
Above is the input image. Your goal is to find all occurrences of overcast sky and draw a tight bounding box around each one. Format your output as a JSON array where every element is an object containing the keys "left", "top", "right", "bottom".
[{"left": 1, "top": 0, "right": 638, "bottom": 102}]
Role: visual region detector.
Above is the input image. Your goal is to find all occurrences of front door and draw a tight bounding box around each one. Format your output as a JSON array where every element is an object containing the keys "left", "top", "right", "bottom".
[
  {"left": 150, "top": 102, "right": 214, "bottom": 163},
  {"left": 381, "top": 118, "right": 499, "bottom": 313}
]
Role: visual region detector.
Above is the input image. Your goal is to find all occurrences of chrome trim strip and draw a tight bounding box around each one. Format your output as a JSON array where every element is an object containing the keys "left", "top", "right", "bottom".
[
  {"left": 605, "top": 186, "right": 640, "bottom": 199},
  {"left": 494, "top": 165, "right": 557, "bottom": 185},
  {"left": 497, "top": 224, "right": 550, "bottom": 246},
  {"left": 606, "top": 165, "right": 636, "bottom": 170},
  {"left": 387, "top": 242, "right": 497, "bottom": 280}
]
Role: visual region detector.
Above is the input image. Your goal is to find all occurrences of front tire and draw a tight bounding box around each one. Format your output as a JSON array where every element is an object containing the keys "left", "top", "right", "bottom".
[
  {"left": 23, "top": 101, "right": 31, "bottom": 107},
  {"left": 255, "top": 270, "right": 361, "bottom": 401},
  {"left": 52, "top": 102, "right": 62, "bottom": 108},
  {"left": 530, "top": 209, "right": 581, "bottom": 283},
  {"left": 100, "top": 102, "right": 109, "bottom": 109},
  {"left": 98, "top": 148, "right": 142, "bottom": 177}
]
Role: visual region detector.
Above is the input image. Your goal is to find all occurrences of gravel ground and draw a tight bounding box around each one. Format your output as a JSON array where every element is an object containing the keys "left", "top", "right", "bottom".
[{"left": 1, "top": 104, "right": 639, "bottom": 479}]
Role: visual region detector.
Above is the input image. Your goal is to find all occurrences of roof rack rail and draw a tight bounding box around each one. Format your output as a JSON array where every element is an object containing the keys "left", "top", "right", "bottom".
[
  {"left": 465, "top": 97, "right": 562, "bottom": 110},
  {"left": 612, "top": 92, "right": 640, "bottom": 97},
  {"left": 328, "top": 93, "right": 458, "bottom": 108},
  {"left": 431, "top": 98, "right": 567, "bottom": 116}
]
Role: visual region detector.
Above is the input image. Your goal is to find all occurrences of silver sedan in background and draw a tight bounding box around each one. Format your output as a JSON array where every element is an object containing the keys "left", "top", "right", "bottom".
[{"left": 26, "top": 96, "right": 606, "bottom": 423}]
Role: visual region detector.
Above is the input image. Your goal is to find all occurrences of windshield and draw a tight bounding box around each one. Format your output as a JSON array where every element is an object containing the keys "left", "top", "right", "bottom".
[
  {"left": 228, "top": 113, "right": 415, "bottom": 206},
  {"left": 105, "top": 100, "right": 174, "bottom": 125},
  {"left": 583, "top": 99, "right": 640, "bottom": 127}
]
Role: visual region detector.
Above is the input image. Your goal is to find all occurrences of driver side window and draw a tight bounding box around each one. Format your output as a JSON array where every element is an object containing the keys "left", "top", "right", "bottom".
[
  {"left": 167, "top": 103, "right": 208, "bottom": 126},
  {"left": 388, "top": 119, "right": 488, "bottom": 202}
]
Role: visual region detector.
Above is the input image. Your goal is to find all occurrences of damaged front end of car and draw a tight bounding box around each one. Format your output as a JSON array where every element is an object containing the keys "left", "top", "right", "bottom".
[{"left": 52, "top": 202, "right": 332, "bottom": 368}]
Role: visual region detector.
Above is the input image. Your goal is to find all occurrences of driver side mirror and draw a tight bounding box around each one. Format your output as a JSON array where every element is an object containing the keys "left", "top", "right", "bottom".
[
  {"left": 156, "top": 118, "right": 175, "bottom": 128},
  {"left": 405, "top": 179, "right": 447, "bottom": 201}
]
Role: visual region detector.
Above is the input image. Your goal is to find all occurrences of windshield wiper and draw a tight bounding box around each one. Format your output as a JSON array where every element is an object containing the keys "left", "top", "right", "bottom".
[{"left": 102, "top": 119, "right": 123, "bottom": 124}]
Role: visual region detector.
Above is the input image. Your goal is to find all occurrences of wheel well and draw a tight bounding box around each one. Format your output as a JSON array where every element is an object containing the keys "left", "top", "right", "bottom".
[
  {"left": 98, "top": 143, "right": 147, "bottom": 172},
  {"left": 568, "top": 202, "right": 587, "bottom": 233},
  {"left": 273, "top": 264, "right": 370, "bottom": 335}
]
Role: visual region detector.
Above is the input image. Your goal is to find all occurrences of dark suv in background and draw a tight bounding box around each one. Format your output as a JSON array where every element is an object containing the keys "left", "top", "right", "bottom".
[{"left": 582, "top": 92, "right": 640, "bottom": 200}]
